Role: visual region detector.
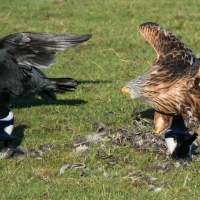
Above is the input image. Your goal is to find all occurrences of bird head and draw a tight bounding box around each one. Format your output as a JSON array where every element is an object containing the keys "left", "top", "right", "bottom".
[
  {"left": 121, "top": 73, "right": 147, "bottom": 99},
  {"left": 120, "top": 85, "right": 141, "bottom": 100}
]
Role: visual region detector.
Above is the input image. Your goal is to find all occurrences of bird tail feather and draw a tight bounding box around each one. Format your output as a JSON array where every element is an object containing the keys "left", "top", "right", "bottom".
[
  {"left": 23, "top": 67, "right": 78, "bottom": 93},
  {"left": 173, "top": 133, "right": 198, "bottom": 157}
]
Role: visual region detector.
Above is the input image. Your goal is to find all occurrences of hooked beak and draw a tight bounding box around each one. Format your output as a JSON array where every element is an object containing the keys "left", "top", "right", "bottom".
[{"left": 120, "top": 87, "right": 130, "bottom": 94}]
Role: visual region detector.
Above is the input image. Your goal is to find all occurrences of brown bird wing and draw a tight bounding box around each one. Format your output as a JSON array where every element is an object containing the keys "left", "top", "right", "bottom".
[
  {"left": 139, "top": 22, "right": 199, "bottom": 88},
  {"left": 139, "top": 22, "right": 193, "bottom": 58},
  {"left": 138, "top": 22, "right": 200, "bottom": 133}
]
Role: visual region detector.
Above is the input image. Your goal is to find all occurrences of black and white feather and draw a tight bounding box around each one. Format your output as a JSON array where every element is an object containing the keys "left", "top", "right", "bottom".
[
  {"left": 165, "top": 129, "right": 198, "bottom": 159},
  {"left": 0, "top": 92, "right": 16, "bottom": 147}
]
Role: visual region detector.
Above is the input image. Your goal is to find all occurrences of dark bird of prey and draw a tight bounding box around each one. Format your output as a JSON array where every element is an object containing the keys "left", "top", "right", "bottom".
[
  {"left": 0, "top": 92, "right": 16, "bottom": 147},
  {"left": 121, "top": 22, "right": 200, "bottom": 134},
  {"left": 0, "top": 32, "right": 92, "bottom": 95},
  {"left": 165, "top": 129, "right": 198, "bottom": 160}
]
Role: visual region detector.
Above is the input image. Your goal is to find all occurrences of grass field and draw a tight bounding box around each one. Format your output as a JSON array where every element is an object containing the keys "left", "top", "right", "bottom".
[{"left": 1, "top": 0, "right": 200, "bottom": 199}]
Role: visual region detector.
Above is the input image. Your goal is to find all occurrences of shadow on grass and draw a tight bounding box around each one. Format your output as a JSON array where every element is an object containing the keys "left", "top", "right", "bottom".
[
  {"left": 9, "top": 79, "right": 110, "bottom": 108},
  {"left": 12, "top": 125, "right": 26, "bottom": 147},
  {"left": 0, "top": 125, "right": 26, "bottom": 150},
  {"left": 10, "top": 93, "right": 87, "bottom": 109},
  {"left": 140, "top": 108, "right": 154, "bottom": 120}
]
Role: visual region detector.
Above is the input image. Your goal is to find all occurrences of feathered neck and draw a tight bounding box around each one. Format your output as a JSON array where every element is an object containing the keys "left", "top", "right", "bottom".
[{"left": 126, "top": 73, "right": 148, "bottom": 99}]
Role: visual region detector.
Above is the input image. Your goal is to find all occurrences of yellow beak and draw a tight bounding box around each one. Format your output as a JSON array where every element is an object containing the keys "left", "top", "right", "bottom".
[{"left": 120, "top": 87, "right": 130, "bottom": 94}]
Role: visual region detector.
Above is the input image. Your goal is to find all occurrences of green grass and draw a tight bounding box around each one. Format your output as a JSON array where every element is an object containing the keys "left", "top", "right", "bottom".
[{"left": 0, "top": 0, "right": 200, "bottom": 199}]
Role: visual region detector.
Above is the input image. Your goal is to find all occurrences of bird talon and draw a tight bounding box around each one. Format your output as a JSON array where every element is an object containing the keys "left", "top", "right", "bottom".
[{"left": 154, "top": 129, "right": 160, "bottom": 134}]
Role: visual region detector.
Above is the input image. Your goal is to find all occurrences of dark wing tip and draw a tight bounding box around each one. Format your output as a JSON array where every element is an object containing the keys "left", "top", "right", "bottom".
[
  {"left": 83, "top": 34, "right": 92, "bottom": 41},
  {"left": 65, "top": 34, "right": 92, "bottom": 43},
  {"left": 139, "top": 22, "right": 164, "bottom": 35},
  {"left": 74, "top": 34, "right": 92, "bottom": 43},
  {"left": 139, "top": 22, "right": 159, "bottom": 29}
]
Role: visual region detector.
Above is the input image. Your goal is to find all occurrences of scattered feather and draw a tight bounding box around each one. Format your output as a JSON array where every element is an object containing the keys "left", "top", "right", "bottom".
[
  {"left": 128, "top": 171, "right": 163, "bottom": 191},
  {"left": 103, "top": 171, "right": 109, "bottom": 179},
  {"left": 106, "top": 160, "right": 118, "bottom": 168},
  {"left": 71, "top": 163, "right": 86, "bottom": 169},
  {"left": 104, "top": 111, "right": 116, "bottom": 116},
  {"left": 92, "top": 122, "right": 110, "bottom": 135},
  {"left": 96, "top": 149, "right": 112, "bottom": 159},
  {"left": 164, "top": 181, "right": 172, "bottom": 188},
  {"left": 75, "top": 145, "right": 88, "bottom": 153},
  {"left": 0, "top": 144, "right": 54, "bottom": 159},
  {"left": 72, "top": 121, "right": 110, "bottom": 146},
  {"left": 39, "top": 144, "right": 54, "bottom": 151},
  {"left": 79, "top": 171, "right": 88, "bottom": 177},
  {"left": 59, "top": 164, "right": 71, "bottom": 175},
  {"left": 153, "top": 187, "right": 163, "bottom": 192},
  {"left": 59, "top": 163, "right": 85, "bottom": 175},
  {"left": 133, "top": 118, "right": 151, "bottom": 128},
  {"left": 0, "top": 148, "right": 13, "bottom": 159},
  {"left": 86, "top": 133, "right": 108, "bottom": 143}
]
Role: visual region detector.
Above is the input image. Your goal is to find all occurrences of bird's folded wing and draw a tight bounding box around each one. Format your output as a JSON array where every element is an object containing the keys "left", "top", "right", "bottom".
[
  {"left": 0, "top": 32, "right": 92, "bottom": 68},
  {"left": 0, "top": 51, "right": 25, "bottom": 95}
]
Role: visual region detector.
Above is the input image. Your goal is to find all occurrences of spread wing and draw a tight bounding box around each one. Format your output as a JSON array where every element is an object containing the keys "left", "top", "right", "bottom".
[
  {"left": 139, "top": 22, "right": 193, "bottom": 58},
  {"left": 139, "top": 22, "right": 200, "bottom": 87},
  {"left": 0, "top": 32, "right": 92, "bottom": 69}
]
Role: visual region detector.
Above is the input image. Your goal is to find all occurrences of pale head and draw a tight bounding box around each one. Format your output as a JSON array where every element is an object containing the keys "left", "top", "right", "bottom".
[{"left": 121, "top": 73, "right": 147, "bottom": 99}]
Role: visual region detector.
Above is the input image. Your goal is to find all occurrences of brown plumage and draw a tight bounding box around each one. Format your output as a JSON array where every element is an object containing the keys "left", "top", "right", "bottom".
[{"left": 121, "top": 22, "right": 200, "bottom": 134}]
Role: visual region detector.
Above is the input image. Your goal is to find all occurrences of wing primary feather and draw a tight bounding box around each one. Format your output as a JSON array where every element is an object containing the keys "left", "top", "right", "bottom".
[
  {"left": 0, "top": 33, "right": 92, "bottom": 68},
  {"left": 139, "top": 22, "right": 193, "bottom": 57}
]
